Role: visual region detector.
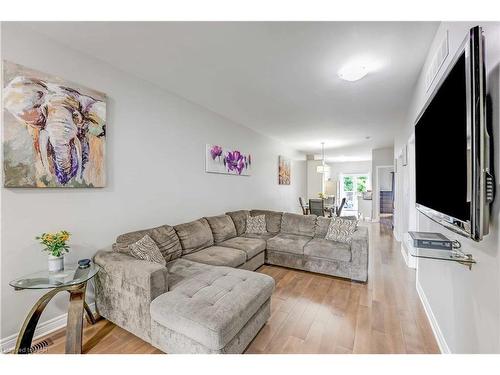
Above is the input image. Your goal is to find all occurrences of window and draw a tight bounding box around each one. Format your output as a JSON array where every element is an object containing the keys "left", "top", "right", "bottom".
[
  {"left": 340, "top": 173, "right": 370, "bottom": 212},
  {"left": 357, "top": 176, "right": 367, "bottom": 192}
]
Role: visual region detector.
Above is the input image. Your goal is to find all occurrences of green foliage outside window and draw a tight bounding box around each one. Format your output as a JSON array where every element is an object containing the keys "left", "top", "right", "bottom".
[
  {"left": 357, "top": 176, "right": 367, "bottom": 192},
  {"left": 343, "top": 176, "right": 353, "bottom": 191},
  {"left": 343, "top": 175, "right": 368, "bottom": 194}
]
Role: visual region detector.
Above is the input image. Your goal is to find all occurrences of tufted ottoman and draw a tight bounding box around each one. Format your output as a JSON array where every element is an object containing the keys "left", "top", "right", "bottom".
[{"left": 150, "top": 263, "right": 275, "bottom": 354}]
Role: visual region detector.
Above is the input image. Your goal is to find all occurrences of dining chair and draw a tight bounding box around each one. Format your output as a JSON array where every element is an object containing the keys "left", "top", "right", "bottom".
[
  {"left": 298, "top": 197, "right": 309, "bottom": 215},
  {"left": 336, "top": 198, "right": 347, "bottom": 217},
  {"left": 325, "top": 196, "right": 334, "bottom": 206},
  {"left": 309, "top": 199, "right": 325, "bottom": 217}
]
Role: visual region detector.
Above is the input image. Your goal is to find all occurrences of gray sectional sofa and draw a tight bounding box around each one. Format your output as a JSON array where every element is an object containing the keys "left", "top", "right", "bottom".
[{"left": 93, "top": 209, "right": 368, "bottom": 353}]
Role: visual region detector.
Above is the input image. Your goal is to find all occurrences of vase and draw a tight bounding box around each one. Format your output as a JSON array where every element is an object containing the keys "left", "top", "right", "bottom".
[{"left": 48, "top": 254, "right": 64, "bottom": 272}]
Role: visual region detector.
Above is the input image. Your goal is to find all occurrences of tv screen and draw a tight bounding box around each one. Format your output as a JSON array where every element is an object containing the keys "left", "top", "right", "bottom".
[{"left": 415, "top": 51, "right": 470, "bottom": 222}]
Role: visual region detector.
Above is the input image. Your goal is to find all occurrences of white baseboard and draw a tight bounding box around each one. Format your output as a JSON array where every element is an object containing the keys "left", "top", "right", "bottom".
[
  {"left": 400, "top": 242, "right": 416, "bottom": 269},
  {"left": 0, "top": 302, "right": 95, "bottom": 353},
  {"left": 415, "top": 281, "right": 450, "bottom": 354}
]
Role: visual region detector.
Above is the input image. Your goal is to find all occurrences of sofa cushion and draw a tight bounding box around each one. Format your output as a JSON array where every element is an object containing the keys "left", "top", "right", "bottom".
[
  {"left": 250, "top": 210, "right": 283, "bottom": 233},
  {"left": 219, "top": 236, "right": 266, "bottom": 260},
  {"left": 128, "top": 234, "right": 167, "bottom": 266},
  {"left": 304, "top": 238, "right": 352, "bottom": 262},
  {"left": 245, "top": 215, "right": 267, "bottom": 234},
  {"left": 166, "top": 258, "right": 214, "bottom": 290},
  {"left": 266, "top": 233, "right": 312, "bottom": 255},
  {"left": 325, "top": 217, "right": 358, "bottom": 244},
  {"left": 182, "top": 246, "right": 246, "bottom": 268},
  {"left": 150, "top": 266, "right": 274, "bottom": 350},
  {"left": 315, "top": 217, "right": 331, "bottom": 238},
  {"left": 174, "top": 218, "right": 214, "bottom": 255},
  {"left": 226, "top": 210, "right": 250, "bottom": 236},
  {"left": 205, "top": 215, "right": 237, "bottom": 243},
  {"left": 281, "top": 212, "right": 317, "bottom": 237},
  {"left": 114, "top": 224, "right": 182, "bottom": 262},
  {"left": 240, "top": 232, "right": 277, "bottom": 241}
]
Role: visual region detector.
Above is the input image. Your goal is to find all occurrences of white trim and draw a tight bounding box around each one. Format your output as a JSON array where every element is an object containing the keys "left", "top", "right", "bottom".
[
  {"left": 374, "top": 164, "right": 394, "bottom": 221},
  {"left": 415, "top": 280, "right": 450, "bottom": 354},
  {"left": 0, "top": 302, "right": 95, "bottom": 354},
  {"left": 400, "top": 242, "right": 416, "bottom": 269},
  {"left": 393, "top": 228, "right": 401, "bottom": 241},
  {"left": 401, "top": 233, "right": 417, "bottom": 269}
]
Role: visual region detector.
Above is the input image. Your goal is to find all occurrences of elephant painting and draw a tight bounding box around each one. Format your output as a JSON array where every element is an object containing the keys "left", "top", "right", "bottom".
[{"left": 2, "top": 61, "right": 106, "bottom": 187}]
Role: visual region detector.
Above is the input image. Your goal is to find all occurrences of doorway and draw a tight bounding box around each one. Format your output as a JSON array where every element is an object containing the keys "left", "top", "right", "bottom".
[
  {"left": 376, "top": 166, "right": 394, "bottom": 227},
  {"left": 339, "top": 173, "right": 369, "bottom": 216}
]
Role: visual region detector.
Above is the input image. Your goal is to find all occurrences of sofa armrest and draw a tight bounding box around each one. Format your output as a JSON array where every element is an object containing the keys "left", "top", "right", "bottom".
[
  {"left": 93, "top": 248, "right": 169, "bottom": 342},
  {"left": 350, "top": 226, "right": 369, "bottom": 282},
  {"left": 94, "top": 249, "right": 168, "bottom": 296},
  {"left": 351, "top": 226, "right": 369, "bottom": 264}
]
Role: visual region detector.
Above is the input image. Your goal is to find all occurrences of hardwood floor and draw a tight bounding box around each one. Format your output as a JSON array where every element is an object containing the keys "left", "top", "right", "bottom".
[{"left": 35, "top": 222, "right": 439, "bottom": 354}]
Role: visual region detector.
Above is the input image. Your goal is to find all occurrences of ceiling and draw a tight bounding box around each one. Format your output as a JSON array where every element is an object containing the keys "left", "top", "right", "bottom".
[{"left": 23, "top": 22, "right": 439, "bottom": 161}]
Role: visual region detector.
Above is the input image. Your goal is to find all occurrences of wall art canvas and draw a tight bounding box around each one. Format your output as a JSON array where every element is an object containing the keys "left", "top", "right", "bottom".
[
  {"left": 2, "top": 61, "right": 106, "bottom": 188},
  {"left": 278, "top": 155, "right": 291, "bottom": 185},
  {"left": 205, "top": 144, "right": 251, "bottom": 176}
]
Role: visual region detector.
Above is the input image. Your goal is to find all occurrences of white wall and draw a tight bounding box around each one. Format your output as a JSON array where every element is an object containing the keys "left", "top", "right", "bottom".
[
  {"left": 0, "top": 23, "right": 307, "bottom": 342},
  {"left": 378, "top": 167, "right": 393, "bottom": 192},
  {"left": 306, "top": 159, "right": 323, "bottom": 200},
  {"left": 327, "top": 160, "right": 372, "bottom": 185},
  {"left": 394, "top": 22, "right": 500, "bottom": 353},
  {"left": 371, "top": 147, "right": 394, "bottom": 219},
  {"left": 326, "top": 160, "right": 372, "bottom": 207}
]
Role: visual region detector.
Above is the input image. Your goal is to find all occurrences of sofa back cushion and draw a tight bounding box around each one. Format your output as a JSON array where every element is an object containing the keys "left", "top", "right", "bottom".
[
  {"left": 280, "top": 213, "right": 317, "bottom": 237},
  {"left": 250, "top": 209, "right": 283, "bottom": 233},
  {"left": 315, "top": 217, "right": 331, "bottom": 238},
  {"left": 205, "top": 215, "right": 237, "bottom": 243},
  {"left": 174, "top": 218, "right": 214, "bottom": 255},
  {"left": 226, "top": 210, "right": 250, "bottom": 235},
  {"left": 114, "top": 224, "right": 182, "bottom": 262}
]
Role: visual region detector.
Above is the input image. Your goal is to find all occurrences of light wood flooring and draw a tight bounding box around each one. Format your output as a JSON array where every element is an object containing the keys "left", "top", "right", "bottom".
[{"left": 35, "top": 222, "right": 439, "bottom": 354}]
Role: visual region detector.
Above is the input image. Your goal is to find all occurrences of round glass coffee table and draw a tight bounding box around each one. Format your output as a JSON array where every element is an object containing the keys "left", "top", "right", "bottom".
[{"left": 9, "top": 263, "right": 100, "bottom": 354}]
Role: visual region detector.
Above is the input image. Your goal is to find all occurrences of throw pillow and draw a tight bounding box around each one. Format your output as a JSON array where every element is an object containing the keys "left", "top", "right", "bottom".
[
  {"left": 245, "top": 214, "right": 267, "bottom": 234},
  {"left": 325, "top": 217, "right": 358, "bottom": 244},
  {"left": 128, "top": 234, "right": 166, "bottom": 266}
]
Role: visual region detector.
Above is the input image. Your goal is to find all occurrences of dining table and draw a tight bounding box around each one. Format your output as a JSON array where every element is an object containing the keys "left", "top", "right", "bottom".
[{"left": 304, "top": 203, "right": 336, "bottom": 216}]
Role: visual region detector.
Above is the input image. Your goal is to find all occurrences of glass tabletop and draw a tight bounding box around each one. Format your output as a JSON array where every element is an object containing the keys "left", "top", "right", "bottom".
[
  {"left": 408, "top": 247, "right": 476, "bottom": 264},
  {"left": 9, "top": 263, "right": 100, "bottom": 290}
]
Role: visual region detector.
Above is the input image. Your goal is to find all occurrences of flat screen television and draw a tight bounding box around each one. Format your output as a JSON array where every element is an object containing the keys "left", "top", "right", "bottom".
[{"left": 415, "top": 26, "right": 494, "bottom": 241}]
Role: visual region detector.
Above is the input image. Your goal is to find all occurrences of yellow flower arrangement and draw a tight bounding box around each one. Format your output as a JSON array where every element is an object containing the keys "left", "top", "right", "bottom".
[{"left": 36, "top": 230, "right": 71, "bottom": 257}]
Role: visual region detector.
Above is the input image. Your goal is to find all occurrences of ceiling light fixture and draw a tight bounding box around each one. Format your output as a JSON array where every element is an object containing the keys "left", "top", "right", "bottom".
[
  {"left": 316, "top": 142, "right": 330, "bottom": 174},
  {"left": 338, "top": 62, "right": 369, "bottom": 82}
]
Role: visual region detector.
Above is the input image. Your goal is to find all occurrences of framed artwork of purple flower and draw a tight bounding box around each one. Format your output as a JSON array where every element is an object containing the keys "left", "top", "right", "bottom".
[{"left": 205, "top": 144, "right": 251, "bottom": 176}]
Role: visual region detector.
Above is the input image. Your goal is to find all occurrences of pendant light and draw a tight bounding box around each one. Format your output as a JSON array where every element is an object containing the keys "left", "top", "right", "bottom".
[{"left": 316, "top": 142, "right": 330, "bottom": 173}]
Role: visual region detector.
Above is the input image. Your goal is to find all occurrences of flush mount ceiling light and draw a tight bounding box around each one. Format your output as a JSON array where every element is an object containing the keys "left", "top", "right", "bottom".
[
  {"left": 338, "top": 63, "right": 369, "bottom": 82},
  {"left": 337, "top": 57, "right": 384, "bottom": 82}
]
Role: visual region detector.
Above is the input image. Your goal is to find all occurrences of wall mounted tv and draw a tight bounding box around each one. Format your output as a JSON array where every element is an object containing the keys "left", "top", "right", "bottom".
[{"left": 415, "top": 26, "right": 494, "bottom": 241}]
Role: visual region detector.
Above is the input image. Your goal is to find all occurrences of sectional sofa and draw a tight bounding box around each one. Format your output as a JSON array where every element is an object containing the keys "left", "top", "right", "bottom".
[{"left": 93, "top": 209, "right": 369, "bottom": 353}]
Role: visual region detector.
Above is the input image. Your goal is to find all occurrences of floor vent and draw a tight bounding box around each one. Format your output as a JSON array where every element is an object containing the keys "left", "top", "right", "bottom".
[{"left": 29, "top": 338, "right": 53, "bottom": 353}]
